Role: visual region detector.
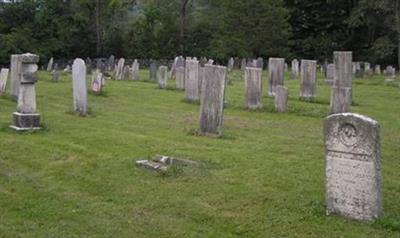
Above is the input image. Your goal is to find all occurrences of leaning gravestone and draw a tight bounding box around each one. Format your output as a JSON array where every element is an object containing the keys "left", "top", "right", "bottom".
[
  {"left": 115, "top": 58, "right": 125, "bottom": 80},
  {"left": 244, "top": 67, "right": 263, "bottom": 109},
  {"left": 131, "top": 60, "right": 140, "bottom": 81},
  {"left": 46, "top": 57, "right": 54, "bottom": 71},
  {"left": 157, "top": 66, "right": 168, "bottom": 89},
  {"left": 10, "top": 54, "right": 24, "bottom": 100},
  {"left": 325, "top": 64, "right": 335, "bottom": 85},
  {"left": 330, "top": 52, "right": 352, "bottom": 114},
  {"left": 185, "top": 59, "right": 200, "bottom": 101},
  {"left": 149, "top": 60, "right": 157, "bottom": 81},
  {"left": 0, "top": 68, "right": 9, "bottom": 95},
  {"left": 275, "top": 85, "right": 288, "bottom": 113},
  {"left": 10, "top": 53, "right": 41, "bottom": 131},
  {"left": 175, "top": 67, "right": 185, "bottom": 90},
  {"left": 324, "top": 113, "right": 382, "bottom": 221},
  {"left": 291, "top": 59, "right": 299, "bottom": 79},
  {"left": 72, "top": 58, "right": 88, "bottom": 116},
  {"left": 268, "top": 58, "right": 285, "bottom": 97},
  {"left": 199, "top": 65, "right": 227, "bottom": 135},
  {"left": 300, "top": 60, "right": 317, "bottom": 101}
]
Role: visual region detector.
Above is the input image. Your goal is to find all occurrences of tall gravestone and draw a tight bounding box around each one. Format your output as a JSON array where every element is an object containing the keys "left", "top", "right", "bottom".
[
  {"left": 244, "top": 67, "right": 263, "bottom": 109},
  {"left": 115, "top": 58, "right": 125, "bottom": 80},
  {"left": 300, "top": 60, "right": 317, "bottom": 100},
  {"left": 330, "top": 52, "right": 352, "bottom": 114},
  {"left": 108, "top": 55, "right": 115, "bottom": 71},
  {"left": 268, "top": 58, "right": 285, "bottom": 97},
  {"left": 325, "top": 64, "right": 335, "bottom": 85},
  {"left": 291, "top": 59, "right": 299, "bottom": 79},
  {"left": 275, "top": 85, "right": 288, "bottom": 113},
  {"left": 10, "top": 54, "right": 23, "bottom": 100},
  {"left": 157, "top": 66, "right": 168, "bottom": 89},
  {"left": 324, "top": 113, "right": 382, "bottom": 221},
  {"left": 46, "top": 57, "right": 54, "bottom": 71},
  {"left": 131, "top": 60, "right": 140, "bottom": 81},
  {"left": 227, "top": 57, "right": 234, "bottom": 72},
  {"left": 149, "top": 60, "right": 157, "bottom": 81},
  {"left": 185, "top": 59, "right": 200, "bottom": 101},
  {"left": 72, "top": 58, "right": 88, "bottom": 116},
  {"left": 199, "top": 65, "right": 227, "bottom": 135},
  {"left": 0, "top": 68, "right": 9, "bottom": 95},
  {"left": 175, "top": 67, "right": 185, "bottom": 90},
  {"left": 10, "top": 53, "right": 41, "bottom": 131}
]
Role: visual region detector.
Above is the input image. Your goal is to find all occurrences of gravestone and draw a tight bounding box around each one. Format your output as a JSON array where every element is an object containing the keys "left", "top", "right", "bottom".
[
  {"left": 185, "top": 59, "right": 200, "bottom": 101},
  {"left": 207, "top": 59, "right": 214, "bottom": 65},
  {"left": 199, "top": 65, "right": 227, "bottom": 135},
  {"left": 374, "top": 65, "right": 381, "bottom": 75},
  {"left": 324, "top": 113, "right": 382, "bottom": 221},
  {"left": 291, "top": 59, "right": 299, "bottom": 79},
  {"left": 300, "top": 60, "right": 317, "bottom": 101},
  {"left": 10, "top": 54, "right": 24, "bottom": 100},
  {"left": 275, "top": 85, "right": 288, "bottom": 113},
  {"left": 385, "top": 66, "right": 396, "bottom": 82},
  {"left": 131, "top": 60, "right": 140, "bottom": 81},
  {"left": 115, "top": 58, "right": 125, "bottom": 80},
  {"left": 149, "top": 60, "right": 157, "bottom": 81},
  {"left": 122, "top": 65, "right": 130, "bottom": 80},
  {"left": 199, "top": 66, "right": 205, "bottom": 94},
  {"left": 0, "top": 68, "right": 9, "bottom": 95},
  {"left": 51, "top": 69, "right": 60, "bottom": 82},
  {"left": 72, "top": 58, "right": 88, "bottom": 116},
  {"left": 330, "top": 51, "right": 352, "bottom": 114},
  {"left": 364, "top": 62, "right": 371, "bottom": 74},
  {"left": 108, "top": 55, "right": 115, "bottom": 71},
  {"left": 91, "top": 69, "right": 103, "bottom": 95},
  {"left": 244, "top": 67, "right": 263, "bottom": 109},
  {"left": 268, "top": 58, "right": 285, "bottom": 97},
  {"left": 64, "top": 65, "right": 71, "bottom": 72},
  {"left": 86, "top": 57, "right": 92, "bottom": 74},
  {"left": 46, "top": 57, "right": 54, "bottom": 71},
  {"left": 10, "top": 53, "right": 41, "bottom": 131},
  {"left": 227, "top": 57, "right": 234, "bottom": 72},
  {"left": 157, "top": 66, "right": 168, "bottom": 89},
  {"left": 241, "top": 58, "right": 247, "bottom": 70},
  {"left": 256, "top": 57, "right": 264, "bottom": 69},
  {"left": 355, "top": 62, "right": 363, "bottom": 79},
  {"left": 325, "top": 64, "right": 335, "bottom": 85},
  {"left": 175, "top": 67, "right": 185, "bottom": 90}
]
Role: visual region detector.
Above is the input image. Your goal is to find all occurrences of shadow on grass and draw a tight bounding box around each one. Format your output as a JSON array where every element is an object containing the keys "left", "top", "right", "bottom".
[{"left": 181, "top": 98, "right": 200, "bottom": 105}]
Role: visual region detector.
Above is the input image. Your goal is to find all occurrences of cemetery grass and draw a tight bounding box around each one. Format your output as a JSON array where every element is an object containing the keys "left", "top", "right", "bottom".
[{"left": 0, "top": 70, "right": 399, "bottom": 238}]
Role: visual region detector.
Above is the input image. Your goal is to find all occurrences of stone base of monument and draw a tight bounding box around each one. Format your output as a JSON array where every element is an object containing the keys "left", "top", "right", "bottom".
[
  {"left": 136, "top": 155, "right": 199, "bottom": 173},
  {"left": 10, "top": 112, "right": 41, "bottom": 131}
]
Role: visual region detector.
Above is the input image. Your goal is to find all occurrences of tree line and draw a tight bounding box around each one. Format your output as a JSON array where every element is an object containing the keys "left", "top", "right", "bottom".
[{"left": 0, "top": 0, "right": 399, "bottom": 68}]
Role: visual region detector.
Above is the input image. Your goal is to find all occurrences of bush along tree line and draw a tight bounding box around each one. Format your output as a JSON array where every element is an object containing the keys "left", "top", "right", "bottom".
[{"left": 0, "top": 0, "right": 399, "bottom": 68}]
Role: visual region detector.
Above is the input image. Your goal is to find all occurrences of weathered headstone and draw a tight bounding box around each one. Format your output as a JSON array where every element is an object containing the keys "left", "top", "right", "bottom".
[
  {"left": 199, "top": 65, "right": 227, "bottom": 135},
  {"left": 64, "top": 65, "right": 71, "bottom": 73},
  {"left": 324, "top": 113, "right": 382, "bottom": 221},
  {"left": 10, "top": 53, "right": 41, "bottom": 131},
  {"left": 300, "top": 59, "right": 317, "bottom": 101},
  {"left": 227, "top": 57, "right": 234, "bottom": 72},
  {"left": 10, "top": 54, "right": 23, "bottom": 100},
  {"left": 291, "top": 59, "right": 299, "bottom": 79},
  {"left": 0, "top": 68, "right": 9, "bottom": 95},
  {"left": 51, "top": 69, "right": 60, "bottom": 82},
  {"left": 115, "top": 58, "right": 125, "bottom": 80},
  {"left": 72, "top": 58, "right": 88, "bottom": 115},
  {"left": 157, "top": 66, "right": 168, "bottom": 89},
  {"left": 385, "top": 66, "right": 396, "bottom": 82},
  {"left": 241, "top": 58, "right": 247, "bottom": 70},
  {"left": 244, "top": 67, "right": 263, "bottom": 109},
  {"left": 364, "top": 62, "right": 371, "bottom": 74},
  {"left": 149, "top": 60, "right": 157, "bottom": 81},
  {"left": 355, "top": 62, "right": 363, "bottom": 79},
  {"left": 325, "top": 64, "right": 335, "bottom": 85},
  {"left": 256, "top": 57, "right": 264, "bottom": 69},
  {"left": 185, "top": 59, "right": 200, "bottom": 101},
  {"left": 122, "top": 65, "right": 130, "bottom": 80},
  {"left": 91, "top": 69, "right": 103, "bottom": 95},
  {"left": 268, "top": 58, "right": 285, "bottom": 97},
  {"left": 175, "top": 67, "right": 185, "bottom": 90},
  {"left": 46, "top": 57, "right": 54, "bottom": 71},
  {"left": 107, "top": 55, "right": 115, "bottom": 71},
  {"left": 374, "top": 65, "right": 381, "bottom": 75},
  {"left": 131, "top": 60, "right": 140, "bottom": 81},
  {"left": 275, "top": 85, "right": 288, "bottom": 113},
  {"left": 330, "top": 52, "right": 352, "bottom": 114}
]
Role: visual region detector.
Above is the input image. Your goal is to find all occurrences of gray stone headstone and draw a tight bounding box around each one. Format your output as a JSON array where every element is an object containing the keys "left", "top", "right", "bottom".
[
  {"left": 241, "top": 58, "right": 247, "bottom": 70},
  {"left": 108, "top": 55, "right": 115, "bottom": 71},
  {"left": 291, "top": 59, "right": 299, "bottom": 79},
  {"left": 85, "top": 57, "right": 92, "bottom": 74},
  {"left": 256, "top": 57, "right": 264, "bottom": 69},
  {"left": 11, "top": 53, "right": 41, "bottom": 131},
  {"left": 325, "top": 64, "right": 335, "bottom": 85},
  {"left": 199, "top": 65, "right": 227, "bottom": 135},
  {"left": 149, "top": 60, "right": 157, "bottom": 81},
  {"left": 122, "top": 65, "right": 130, "bottom": 80},
  {"left": 300, "top": 60, "right": 317, "bottom": 100},
  {"left": 227, "top": 57, "right": 235, "bottom": 72},
  {"left": 385, "top": 66, "right": 396, "bottom": 82},
  {"left": 355, "top": 62, "right": 363, "bottom": 79},
  {"left": 330, "top": 52, "right": 352, "bottom": 114},
  {"left": 175, "top": 67, "right": 185, "bottom": 90},
  {"left": 115, "top": 58, "right": 125, "bottom": 80},
  {"left": 324, "top": 113, "right": 381, "bottom": 221},
  {"left": 72, "top": 58, "right": 88, "bottom": 115},
  {"left": 275, "top": 85, "right": 288, "bottom": 113},
  {"left": 10, "top": 54, "right": 23, "bottom": 100},
  {"left": 52, "top": 70, "right": 60, "bottom": 82},
  {"left": 244, "top": 67, "right": 263, "bottom": 109},
  {"left": 157, "top": 66, "right": 168, "bottom": 89},
  {"left": 131, "top": 60, "right": 140, "bottom": 81},
  {"left": 0, "top": 68, "right": 9, "bottom": 95},
  {"left": 374, "top": 65, "right": 381, "bottom": 75},
  {"left": 268, "top": 58, "right": 285, "bottom": 97},
  {"left": 364, "top": 62, "right": 371, "bottom": 73},
  {"left": 91, "top": 69, "right": 103, "bottom": 94},
  {"left": 185, "top": 59, "right": 200, "bottom": 101},
  {"left": 46, "top": 57, "right": 54, "bottom": 71}
]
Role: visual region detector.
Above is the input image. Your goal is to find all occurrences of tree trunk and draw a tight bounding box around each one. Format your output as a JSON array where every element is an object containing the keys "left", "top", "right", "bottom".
[
  {"left": 179, "top": 0, "right": 189, "bottom": 55},
  {"left": 397, "top": 0, "right": 400, "bottom": 70},
  {"left": 95, "top": 0, "right": 102, "bottom": 56}
]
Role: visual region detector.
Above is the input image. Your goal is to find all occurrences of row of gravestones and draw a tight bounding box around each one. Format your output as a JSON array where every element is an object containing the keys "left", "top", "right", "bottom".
[{"left": 4, "top": 52, "right": 384, "bottom": 223}]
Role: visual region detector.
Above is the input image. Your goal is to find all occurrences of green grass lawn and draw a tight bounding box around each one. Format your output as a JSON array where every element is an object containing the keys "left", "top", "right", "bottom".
[{"left": 0, "top": 69, "right": 399, "bottom": 237}]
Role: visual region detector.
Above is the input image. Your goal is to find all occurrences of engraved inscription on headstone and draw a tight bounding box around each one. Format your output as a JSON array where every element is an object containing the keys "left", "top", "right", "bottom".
[{"left": 324, "top": 113, "right": 382, "bottom": 221}]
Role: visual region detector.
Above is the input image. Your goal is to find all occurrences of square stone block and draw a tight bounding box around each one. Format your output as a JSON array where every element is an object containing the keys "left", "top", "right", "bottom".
[{"left": 10, "top": 112, "right": 41, "bottom": 131}]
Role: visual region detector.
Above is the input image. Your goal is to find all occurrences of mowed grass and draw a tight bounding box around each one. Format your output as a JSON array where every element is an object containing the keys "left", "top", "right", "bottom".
[{"left": 0, "top": 69, "right": 399, "bottom": 237}]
